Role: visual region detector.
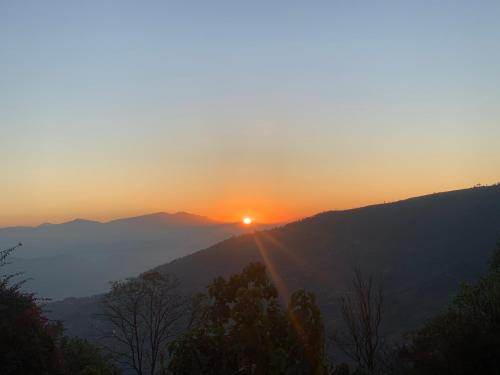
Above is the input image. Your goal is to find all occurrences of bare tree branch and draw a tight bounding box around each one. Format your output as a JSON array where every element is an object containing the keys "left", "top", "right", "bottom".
[
  {"left": 96, "top": 272, "right": 190, "bottom": 375},
  {"left": 332, "top": 268, "right": 385, "bottom": 374}
]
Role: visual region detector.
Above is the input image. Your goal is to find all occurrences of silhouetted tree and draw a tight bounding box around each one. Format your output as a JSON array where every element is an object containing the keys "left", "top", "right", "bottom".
[
  {"left": 0, "top": 243, "right": 23, "bottom": 287},
  {"left": 60, "top": 336, "right": 121, "bottom": 375},
  {"left": 167, "top": 262, "right": 327, "bottom": 374},
  {"left": 405, "top": 241, "right": 500, "bottom": 375},
  {"left": 98, "top": 272, "right": 188, "bottom": 375},
  {"left": 1, "top": 244, "right": 123, "bottom": 375},
  {"left": 333, "top": 269, "right": 384, "bottom": 374},
  {"left": 0, "top": 243, "right": 64, "bottom": 375},
  {"left": 287, "top": 290, "right": 326, "bottom": 373}
]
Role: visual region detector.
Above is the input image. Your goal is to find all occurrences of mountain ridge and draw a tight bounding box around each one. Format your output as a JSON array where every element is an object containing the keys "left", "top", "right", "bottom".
[
  {"left": 0, "top": 211, "right": 225, "bottom": 231},
  {"left": 1, "top": 212, "right": 273, "bottom": 299},
  {"left": 49, "top": 185, "right": 500, "bottom": 340}
]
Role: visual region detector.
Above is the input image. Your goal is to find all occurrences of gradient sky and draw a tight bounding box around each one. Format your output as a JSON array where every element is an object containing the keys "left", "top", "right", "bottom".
[{"left": 2, "top": 1, "right": 500, "bottom": 227}]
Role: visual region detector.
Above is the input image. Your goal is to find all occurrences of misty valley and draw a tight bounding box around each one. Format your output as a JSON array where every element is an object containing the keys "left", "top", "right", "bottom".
[{"left": 2, "top": 186, "right": 500, "bottom": 374}]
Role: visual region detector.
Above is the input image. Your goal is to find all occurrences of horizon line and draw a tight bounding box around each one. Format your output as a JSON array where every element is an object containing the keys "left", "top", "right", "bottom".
[{"left": 2, "top": 182, "right": 498, "bottom": 231}]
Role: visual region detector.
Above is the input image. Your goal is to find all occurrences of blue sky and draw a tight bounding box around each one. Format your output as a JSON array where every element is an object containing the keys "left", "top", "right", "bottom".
[{"left": 1, "top": 1, "right": 500, "bottom": 225}]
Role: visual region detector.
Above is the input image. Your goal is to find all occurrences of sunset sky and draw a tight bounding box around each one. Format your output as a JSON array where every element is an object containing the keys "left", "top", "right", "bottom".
[{"left": 2, "top": 1, "right": 500, "bottom": 227}]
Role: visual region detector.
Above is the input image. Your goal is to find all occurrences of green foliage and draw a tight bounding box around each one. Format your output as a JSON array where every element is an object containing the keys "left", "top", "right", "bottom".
[
  {"left": 0, "top": 244, "right": 64, "bottom": 375},
  {"left": 406, "top": 242, "right": 500, "bottom": 375},
  {"left": 0, "top": 284, "right": 64, "bottom": 375},
  {"left": 167, "top": 262, "right": 327, "bottom": 375},
  {"left": 287, "top": 290, "right": 326, "bottom": 373},
  {"left": 0, "top": 245, "right": 121, "bottom": 375},
  {"left": 0, "top": 243, "right": 24, "bottom": 289},
  {"left": 487, "top": 241, "right": 500, "bottom": 275},
  {"left": 60, "top": 336, "right": 121, "bottom": 375},
  {"left": 327, "top": 363, "right": 372, "bottom": 375}
]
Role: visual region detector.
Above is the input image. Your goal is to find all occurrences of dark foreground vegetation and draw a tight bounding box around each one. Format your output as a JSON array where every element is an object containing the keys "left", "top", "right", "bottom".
[
  {"left": 48, "top": 186, "right": 500, "bottom": 342},
  {"left": 1, "top": 240, "right": 500, "bottom": 374},
  {"left": 0, "top": 244, "right": 119, "bottom": 375}
]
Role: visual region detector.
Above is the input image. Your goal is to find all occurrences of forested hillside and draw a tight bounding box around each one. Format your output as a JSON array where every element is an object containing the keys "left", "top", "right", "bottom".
[{"left": 50, "top": 186, "right": 500, "bottom": 340}]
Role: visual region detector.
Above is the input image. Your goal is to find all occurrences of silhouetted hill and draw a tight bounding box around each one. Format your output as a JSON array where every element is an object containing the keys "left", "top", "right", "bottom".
[
  {"left": 1, "top": 212, "right": 272, "bottom": 299},
  {"left": 49, "top": 186, "right": 500, "bottom": 339}
]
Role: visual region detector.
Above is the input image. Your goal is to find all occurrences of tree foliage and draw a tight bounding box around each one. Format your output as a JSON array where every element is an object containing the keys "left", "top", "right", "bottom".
[
  {"left": 1, "top": 244, "right": 121, "bottom": 375},
  {"left": 405, "top": 242, "right": 500, "bottom": 375},
  {"left": 0, "top": 243, "right": 24, "bottom": 289},
  {"left": 287, "top": 289, "right": 326, "bottom": 373},
  {"left": 167, "top": 262, "right": 327, "bottom": 375},
  {"left": 0, "top": 283, "right": 64, "bottom": 375},
  {"left": 60, "top": 336, "right": 121, "bottom": 375},
  {"left": 0, "top": 243, "right": 65, "bottom": 375}
]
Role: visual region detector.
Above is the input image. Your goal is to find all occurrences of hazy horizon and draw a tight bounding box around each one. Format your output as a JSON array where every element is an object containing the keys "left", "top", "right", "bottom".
[
  {"left": 3, "top": 1, "right": 500, "bottom": 227},
  {"left": 3, "top": 183, "right": 499, "bottom": 228},
  {"left": 0, "top": 209, "right": 281, "bottom": 229}
]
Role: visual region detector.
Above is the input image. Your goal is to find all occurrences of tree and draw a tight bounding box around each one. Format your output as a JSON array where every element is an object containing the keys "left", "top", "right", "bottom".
[
  {"left": 98, "top": 271, "right": 188, "bottom": 375},
  {"left": 60, "top": 336, "right": 121, "bottom": 375},
  {"left": 287, "top": 290, "right": 327, "bottom": 374},
  {"left": 0, "top": 243, "right": 64, "bottom": 375},
  {"left": 405, "top": 241, "right": 500, "bottom": 375},
  {"left": 333, "top": 269, "right": 384, "bottom": 374},
  {"left": 0, "top": 243, "right": 23, "bottom": 288},
  {"left": 167, "top": 262, "right": 327, "bottom": 374},
  {"left": 1, "top": 244, "right": 120, "bottom": 375}
]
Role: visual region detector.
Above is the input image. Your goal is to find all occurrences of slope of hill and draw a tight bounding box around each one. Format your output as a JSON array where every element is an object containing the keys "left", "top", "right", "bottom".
[
  {"left": 50, "top": 186, "right": 500, "bottom": 339},
  {"left": 1, "top": 212, "right": 271, "bottom": 299}
]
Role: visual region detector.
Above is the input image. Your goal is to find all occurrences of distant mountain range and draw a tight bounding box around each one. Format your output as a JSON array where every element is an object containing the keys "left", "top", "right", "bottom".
[
  {"left": 1, "top": 212, "right": 273, "bottom": 299},
  {"left": 49, "top": 185, "right": 500, "bottom": 340}
]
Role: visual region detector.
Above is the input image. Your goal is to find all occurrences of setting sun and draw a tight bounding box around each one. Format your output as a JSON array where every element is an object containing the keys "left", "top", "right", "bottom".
[{"left": 242, "top": 217, "right": 253, "bottom": 225}]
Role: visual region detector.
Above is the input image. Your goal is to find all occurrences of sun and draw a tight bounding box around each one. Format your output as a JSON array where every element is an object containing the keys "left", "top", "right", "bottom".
[{"left": 242, "top": 217, "right": 253, "bottom": 225}]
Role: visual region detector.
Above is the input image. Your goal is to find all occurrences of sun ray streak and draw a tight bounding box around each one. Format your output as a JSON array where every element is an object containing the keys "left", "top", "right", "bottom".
[
  {"left": 261, "top": 231, "right": 330, "bottom": 283},
  {"left": 253, "top": 234, "right": 311, "bottom": 352},
  {"left": 252, "top": 234, "right": 290, "bottom": 303}
]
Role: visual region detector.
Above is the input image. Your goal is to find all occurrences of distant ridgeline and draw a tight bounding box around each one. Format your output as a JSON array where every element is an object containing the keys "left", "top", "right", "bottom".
[
  {"left": 49, "top": 185, "right": 500, "bottom": 341},
  {"left": 0, "top": 212, "right": 272, "bottom": 299}
]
